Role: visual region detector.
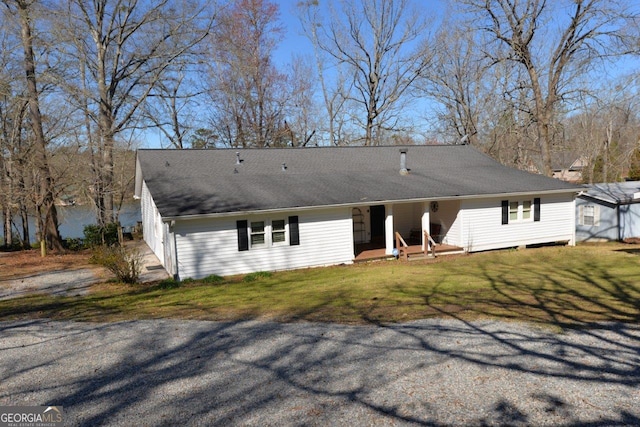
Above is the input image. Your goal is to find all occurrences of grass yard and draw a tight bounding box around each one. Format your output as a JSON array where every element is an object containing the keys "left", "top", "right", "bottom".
[{"left": 1, "top": 243, "right": 639, "bottom": 328}]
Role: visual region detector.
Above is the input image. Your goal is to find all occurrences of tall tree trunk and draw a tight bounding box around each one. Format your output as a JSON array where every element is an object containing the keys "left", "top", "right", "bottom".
[
  {"left": 19, "top": 202, "right": 29, "bottom": 249},
  {"left": 1, "top": 153, "right": 12, "bottom": 248},
  {"left": 2, "top": 205, "right": 11, "bottom": 248},
  {"left": 14, "top": 0, "right": 63, "bottom": 252},
  {"left": 16, "top": 166, "right": 30, "bottom": 248},
  {"left": 95, "top": 21, "right": 114, "bottom": 226}
]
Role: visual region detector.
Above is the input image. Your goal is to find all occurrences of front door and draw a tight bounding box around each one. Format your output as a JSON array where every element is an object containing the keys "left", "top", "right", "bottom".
[{"left": 370, "top": 205, "right": 385, "bottom": 245}]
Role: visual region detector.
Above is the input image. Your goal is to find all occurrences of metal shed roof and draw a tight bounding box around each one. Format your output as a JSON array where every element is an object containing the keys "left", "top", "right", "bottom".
[{"left": 579, "top": 181, "right": 640, "bottom": 205}]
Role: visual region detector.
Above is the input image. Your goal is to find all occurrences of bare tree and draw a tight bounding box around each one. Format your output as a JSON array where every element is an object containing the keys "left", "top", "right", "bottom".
[
  {"left": 422, "top": 25, "right": 490, "bottom": 147},
  {"left": 143, "top": 70, "right": 205, "bottom": 149},
  {"left": 57, "top": 0, "right": 214, "bottom": 225},
  {"left": 566, "top": 79, "right": 640, "bottom": 183},
  {"left": 282, "top": 56, "right": 320, "bottom": 147},
  {"left": 462, "top": 0, "right": 636, "bottom": 176},
  {"left": 297, "top": 1, "right": 352, "bottom": 146},
  {"left": 206, "top": 0, "right": 290, "bottom": 148},
  {"left": 0, "top": 79, "right": 32, "bottom": 249},
  {"left": 300, "top": 0, "right": 431, "bottom": 145},
  {"left": 3, "top": 0, "right": 64, "bottom": 252}
]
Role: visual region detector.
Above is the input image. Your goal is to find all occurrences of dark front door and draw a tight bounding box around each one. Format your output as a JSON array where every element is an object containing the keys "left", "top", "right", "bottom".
[{"left": 370, "top": 205, "right": 385, "bottom": 245}]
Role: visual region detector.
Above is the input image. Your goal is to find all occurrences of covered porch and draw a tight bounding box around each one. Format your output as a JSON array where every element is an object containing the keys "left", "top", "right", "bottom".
[
  {"left": 351, "top": 200, "right": 464, "bottom": 261},
  {"left": 354, "top": 242, "right": 464, "bottom": 262}
]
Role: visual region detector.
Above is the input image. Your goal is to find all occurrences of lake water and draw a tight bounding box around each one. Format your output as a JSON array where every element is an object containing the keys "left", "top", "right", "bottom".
[{"left": 1, "top": 202, "right": 142, "bottom": 242}]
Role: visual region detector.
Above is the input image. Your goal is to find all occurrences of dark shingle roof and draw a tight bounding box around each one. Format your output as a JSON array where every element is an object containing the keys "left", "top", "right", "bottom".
[
  {"left": 580, "top": 181, "right": 640, "bottom": 205},
  {"left": 136, "top": 145, "right": 580, "bottom": 218}
]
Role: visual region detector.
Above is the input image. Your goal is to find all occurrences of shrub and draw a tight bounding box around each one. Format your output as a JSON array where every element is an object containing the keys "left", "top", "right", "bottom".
[
  {"left": 242, "top": 271, "right": 272, "bottom": 282},
  {"left": 83, "top": 223, "right": 119, "bottom": 248},
  {"left": 1, "top": 234, "right": 25, "bottom": 251},
  {"left": 90, "top": 245, "right": 142, "bottom": 284},
  {"left": 201, "top": 274, "right": 224, "bottom": 284},
  {"left": 63, "top": 238, "right": 84, "bottom": 251},
  {"left": 157, "top": 278, "right": 181, "bottom": 289}
]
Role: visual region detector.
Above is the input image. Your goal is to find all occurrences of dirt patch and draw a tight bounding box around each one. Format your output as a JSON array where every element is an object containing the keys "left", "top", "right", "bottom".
[
  {"left": 0, "top": 249, "right": 102, "bottom": 281},
  {"left": 0, "top": 250, "right": 110, "bottom": 300}
]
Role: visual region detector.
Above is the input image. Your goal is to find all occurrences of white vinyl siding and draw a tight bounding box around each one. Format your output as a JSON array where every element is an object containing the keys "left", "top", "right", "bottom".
[
  {"left": 141, "top": 181, "right": 165, "bottom": 267},
  {"left": 174, "top": 207, "right": 354, "bottom": 279},
  {"left": 461, "top": 194, "right": 575, "bottom": 252},
  {"left": 431, "top": 200, "right": 461, "bottom": 246},
  {"left": 393, "top": 203, "right": 416, "bottom": 239}
]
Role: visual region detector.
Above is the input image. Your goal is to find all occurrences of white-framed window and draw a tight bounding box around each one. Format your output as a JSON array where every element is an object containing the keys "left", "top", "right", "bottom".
[
  {"left": 509, "top": 201, "right": 519, "bottom": 221},
  {"left": 522, "top": 200, "right": 532, "bottom": 220},
  {"left": 238, "top": 216, "right": 300, "bottom": 251},
  {"left": 579, "top": 205, "right": 599, "bottom": 226},
  {"left": 502, "top": 199, "right": 539, "bottom": 224},
  {"left": 250, "top": 221, "right": 266, "bottom": 247},
  {"left": 271, "top": 219, "right": 286, "bottom": 244},
  {"left": 248, "top": 218, "right": 289, "bottom": 248},
  {"left": 511, "top": 200, "right": 533, "bottom": 222}
]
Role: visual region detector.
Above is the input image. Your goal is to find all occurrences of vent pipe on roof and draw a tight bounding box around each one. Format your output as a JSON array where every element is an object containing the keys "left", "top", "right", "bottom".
[
  {"left": 399, "top": 148, "right": 408, "bottom": 175},
  {"left": 235, "top": 152, "right": 241, "bottom": 165},
  {"left": 282, "top": 162, "right": 287, "bottom": 172}
]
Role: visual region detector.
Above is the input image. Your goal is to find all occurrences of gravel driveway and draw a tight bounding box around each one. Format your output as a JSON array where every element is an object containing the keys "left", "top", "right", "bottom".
[
  {"left": 0, "top": 269, "right": 99, "bottom": 300},
  {"left": 0, "top": 241, "right": 168, "bottom": 301},
  {"left": 0, "top": 319, "right": 638, "bottom": 426}
]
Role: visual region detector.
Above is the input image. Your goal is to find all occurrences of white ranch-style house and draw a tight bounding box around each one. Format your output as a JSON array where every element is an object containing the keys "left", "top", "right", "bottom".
[{"left": 134, "top": 145, "right": 580, "bottom": 279}]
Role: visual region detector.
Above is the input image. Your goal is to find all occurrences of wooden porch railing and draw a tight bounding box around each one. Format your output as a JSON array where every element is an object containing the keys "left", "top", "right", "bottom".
[
  {"left": 395, "top": 231, "right": 438, "bottom": 260},
  {"left": 425, "top": 230, "right": 437, "bottom": 258},
  {"left": 395, "top": 232, "right": 409, "bottom": 260}
]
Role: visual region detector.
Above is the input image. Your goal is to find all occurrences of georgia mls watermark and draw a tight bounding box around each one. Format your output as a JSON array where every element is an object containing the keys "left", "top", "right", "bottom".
[{"left": 0, "top": 406, "right": 64, "bottom": 427}]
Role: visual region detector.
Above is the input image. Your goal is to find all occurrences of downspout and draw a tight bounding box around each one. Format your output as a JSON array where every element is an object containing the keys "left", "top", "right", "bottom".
[
  {"left": 617, "top": 205, "right": 622, "bottom": 242},
  {"left": 168, "top": 220, "right": 179, "bottom": 280},
  {"left": 173, "top": 231, "right": 179, "bottom": 280}
]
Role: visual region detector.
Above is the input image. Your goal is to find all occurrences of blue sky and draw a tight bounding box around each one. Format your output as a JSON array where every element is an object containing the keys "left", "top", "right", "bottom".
[{"left": 272, "top": 0, "right": 313, "bottom": 66}]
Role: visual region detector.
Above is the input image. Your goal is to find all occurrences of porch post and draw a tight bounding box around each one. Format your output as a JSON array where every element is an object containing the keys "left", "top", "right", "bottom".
[
  {"left": 421, "top": 202, "right": 430, "bottom": 251},
  {"left": 385, "top": 204, "right": 394, "bottom": 255}
]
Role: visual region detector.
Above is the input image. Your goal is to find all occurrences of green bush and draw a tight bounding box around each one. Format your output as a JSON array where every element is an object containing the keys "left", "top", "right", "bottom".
[
  {"left": 83, "top": 223, "right": 119, "bottom": 248},
  {"left": 201, "top": 274, "right": 224, "bottom": 284},
  {"left": 242, "top": 271, "right": 272, "bottom": 282},
  {"left": 157, "top": 278, "right": 181, "bottom": 289},
  {"left": 63, "top": 238, "right": 84, "bottom": 251},
  {"left": 90, "top": 245, "right": 141, "bottom": 284},
  {"left": 1, "top": 234, "right": 24, "bottom": 251}
]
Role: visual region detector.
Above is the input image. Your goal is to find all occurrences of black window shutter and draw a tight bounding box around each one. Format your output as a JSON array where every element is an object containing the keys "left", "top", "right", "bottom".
[
  {"left": 289, "top": 216, "right": 300, "bottom": 246},
  {"left": 237, "top": 220, "right": 249, "bottom": 251},
  {"left": 501, "top": 200, "right": 509, "bottom": 225},
  {"left": 534, "top": 198, "right": 541, "bottom": 222}
]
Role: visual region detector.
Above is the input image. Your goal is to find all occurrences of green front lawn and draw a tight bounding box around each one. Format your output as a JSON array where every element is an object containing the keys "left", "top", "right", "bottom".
[{"left": 1, "top": 243, "right": 639, "bottom": 328}]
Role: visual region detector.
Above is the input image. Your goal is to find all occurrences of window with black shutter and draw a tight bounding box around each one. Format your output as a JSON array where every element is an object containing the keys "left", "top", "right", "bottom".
[
  {"left": 289, "top": 216, "right": 300, "bottom": 246},
  {"left": 501, "top": 200, "right": 509, "bottom": 225},
  {"left": 237, "top": 220, "right": 249, "bottom": 251}
]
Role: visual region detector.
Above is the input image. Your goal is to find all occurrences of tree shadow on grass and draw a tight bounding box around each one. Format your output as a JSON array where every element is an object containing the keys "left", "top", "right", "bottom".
[{"left": 0, "top": 248, "right": 639, "bottom": 425}]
